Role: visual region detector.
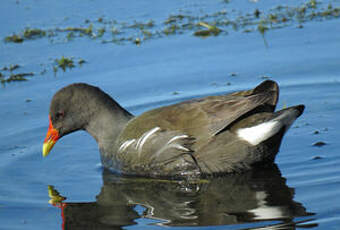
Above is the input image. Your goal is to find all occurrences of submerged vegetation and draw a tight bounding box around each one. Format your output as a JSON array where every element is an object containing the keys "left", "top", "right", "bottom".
[
  {"left": 0, "top": 56, "right": 86, "bottom": 85},
  {"left": 4, "top": 0, "right": 340, "bottom": 45},
  {"left": 0, "top": 64, "right": 34, "bottom": 84},
  {"left": 53, "top": 56, "right": 86, "bottom": 74},
  {"left": 55, "top": 56, "right": 75, "bottom": 72},
  {"left": 194, "top": 22, "right": 222, "bottom": 37},
  {"left": 2, "top": 0, "right": 340, "bottom": 83},
  {"left": 5, "top": 28, "right": 46, "bottom": 43}
]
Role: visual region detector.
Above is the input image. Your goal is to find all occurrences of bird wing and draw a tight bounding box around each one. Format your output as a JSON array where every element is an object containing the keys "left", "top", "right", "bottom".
[
  {"left": 178, "top": 90, "right": 278, "bottom": 136},
  {"left": 115, "top": 81, "right": 279, "bottom": 176},
  {"left": 121, "top": 89, "right": 278, "bottom": 141},
  {"left": 116, "top": 127, "right": 199, "bottom": 177}
]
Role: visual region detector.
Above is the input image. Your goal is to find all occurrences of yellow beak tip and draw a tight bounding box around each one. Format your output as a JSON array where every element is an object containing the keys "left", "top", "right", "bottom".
[
  {"left": 42, "top": 141, "right": 54, "bottom": 157},
  {"left": 42, "top": 151, "right": 49, "bottom": 158}
]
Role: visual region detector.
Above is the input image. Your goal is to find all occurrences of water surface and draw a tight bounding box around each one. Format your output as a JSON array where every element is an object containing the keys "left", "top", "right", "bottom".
[{"left": 1, "top": 0, "right": 340, "bottom": 229}]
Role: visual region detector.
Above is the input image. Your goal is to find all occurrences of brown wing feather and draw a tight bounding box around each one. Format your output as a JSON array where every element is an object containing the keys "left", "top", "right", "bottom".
[{"left": 120, "top": 80, "right": 278, "bottom": 141}]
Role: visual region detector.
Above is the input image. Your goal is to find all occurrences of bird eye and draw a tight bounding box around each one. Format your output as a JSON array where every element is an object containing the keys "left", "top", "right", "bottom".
[{"left": 56, "top": 111, "right": 64, "bottom": 120}]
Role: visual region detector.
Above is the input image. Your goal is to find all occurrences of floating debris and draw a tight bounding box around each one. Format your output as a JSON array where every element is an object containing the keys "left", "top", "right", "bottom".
[
  {"left": 23, "top": 28, "right": 46, "bottom": 39},
  {"left": 257, "top": 21, "right": 269, "bottom": 47},
  {"left": 66, "top": 32, "right": 75, "bottom": 41},
  {"left": 134, "top": 37, "right": 141, "bottom": 45},
  {"left": 55, "top": 56, "right": 75, "bottom": 72},
  {"left": 2, "top": 64, "right": 20, "bottom": 71},
  {"left": 307, "top": 0, "right": 318, "bottom": 9},
  {"left": 129, "top": 20, "right": 154, "bottom": 29},
  {"left": 2, "top": 0, "right": 340, "bottom": 83},
  {"left": 312, "top": 156, "right": 323, "bottom": 160},
  {"left": 163, "top": 24, "right": 181, "bottom": 35},
  {"left": 5, "top": 28, "right": 46, "bottom": 43},
  {"left": 164, "top": 14, "right": 186, "bottom": 25},
  {"left": 0, "top": 72, "right": 34, "bottom": 84},
  {"left": 194, "top": 22, "right": 222, "bottom": 37},
  {"left": 53, "top": 56, "right": 86, "bottom": 73},
  {"left": 254, "top": 9, "right": 261, "bottom": 18},
  {"left": 4, "top": 34, "right": 24, "bottom": 43},
  {"left": 313, "top": 130, "right": 320, "bottom": 135},
  {"left": 97, "top": 27, "right": 106, "bottom": 37},
  {"left": 258, "top": 22, "right": 268, "bottom": 35},
  {"left": 58, "top": 24, "right": 94, "bottom": 37},
  {"left": 3, "top": 0, "right": 340, "bottom": 45},
  {"left": 78, "top": 59, "right": 86, "bottom": 66},
  {"left": 313, "top": 141, "right": 327, "bottom": 147}
]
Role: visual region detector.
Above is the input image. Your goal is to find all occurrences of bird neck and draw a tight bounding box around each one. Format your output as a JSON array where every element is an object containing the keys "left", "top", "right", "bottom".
[{"left": 84, "top": 99, "right": 133, "bottom": 154}]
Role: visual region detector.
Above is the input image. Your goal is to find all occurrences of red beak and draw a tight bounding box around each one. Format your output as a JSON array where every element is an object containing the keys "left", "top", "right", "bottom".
[{"left": 42, "top": 116, "right": 59, "bottom": 157}]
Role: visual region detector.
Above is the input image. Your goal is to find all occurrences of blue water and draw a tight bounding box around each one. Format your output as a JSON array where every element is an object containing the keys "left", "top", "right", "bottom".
[{"left": 1, "top": 0, "right": 340, "bottom": 229}]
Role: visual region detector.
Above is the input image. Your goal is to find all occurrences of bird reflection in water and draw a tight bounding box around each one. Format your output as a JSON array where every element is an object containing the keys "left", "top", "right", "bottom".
[{"left": 48, "top": 165, "right": 317, "bottom": 229}]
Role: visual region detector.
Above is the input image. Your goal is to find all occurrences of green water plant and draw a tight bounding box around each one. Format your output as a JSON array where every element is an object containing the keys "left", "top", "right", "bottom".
[
  {"left": 0, "top": 72, "right": 34, "bottom": 84},
  {"left": 97, "top": 27, "right": 106, "bottom": 37},
  {"left": 55, "top": 56, "right": 75, "bottom": 72},
  {"left": 5, "top": 28, "right": 46, "bottom": 43},
  {"left": 163, "top": 24, "right": 181, "bottom": 35},
  {"left": 53, "top": 56, "right": 86, "bottom": 73},
  {"left": 2, "top": 64, "right": 20, "bottom": 72},
  {"left": 194, "top": 22, "right": 222, "bottom": 37},
  {"left": 59, "top": 24, "right": 94, "bottom": 37},
  {"left": 78, "top": 59, "right": 86, "bottom": 66},
  {"left": 257, "top": 21, "right": 269, "bottom": 47},
  {"left": 4, "top": 0, "right": 340, "bottom": 45},
  {"left": 66, "top": 32, "right": 75, "bottom": 41},
  {"left": 23, "top": 28, "right": 46, "bottom": 39},
  {"left": 2, "top": 0, "right": 340, "bottom": 83},
  {"left": 4, "top": 34, "right": 24, "bottom": 43},
  {"left": 0, "top": 64, "right": 35, "bottom": 84}
]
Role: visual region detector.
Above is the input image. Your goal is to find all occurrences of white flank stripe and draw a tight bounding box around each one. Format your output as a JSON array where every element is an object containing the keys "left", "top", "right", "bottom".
[
  {"left": 169, "top": 143, "right": 190, "bottom": 152},
  {"left": 119, "top": 139, "right": 136, "bottom": 152},
  {"left": 154, "top": 137, "right": 190, "bottom": 158},
  {"left": 137, "top": 127, "right": 161, "bottom": 154},
  {"left": 166, "top": 135, "right": 188, "bottom": 145},
  {"left": 237, "top": 121, "right": 281, "bottom": 145}
]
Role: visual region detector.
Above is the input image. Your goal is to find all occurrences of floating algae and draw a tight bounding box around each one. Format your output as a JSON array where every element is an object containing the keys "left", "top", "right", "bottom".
[
  {"left": 4, "top": 0, "right": 340, "bottom": 45},
  {"left": 2, "top": 0, "right": 340, "bottom": 83}
]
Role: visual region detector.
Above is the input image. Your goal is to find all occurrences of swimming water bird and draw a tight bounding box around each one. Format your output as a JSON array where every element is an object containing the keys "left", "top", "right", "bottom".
[{"left": 43, "top": 80, "right": 304, "bottom": 178}]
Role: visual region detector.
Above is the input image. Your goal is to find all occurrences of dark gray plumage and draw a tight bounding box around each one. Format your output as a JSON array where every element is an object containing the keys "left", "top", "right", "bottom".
[{"left": 44, "top": 80, "right": 304, "bottom": 178}]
